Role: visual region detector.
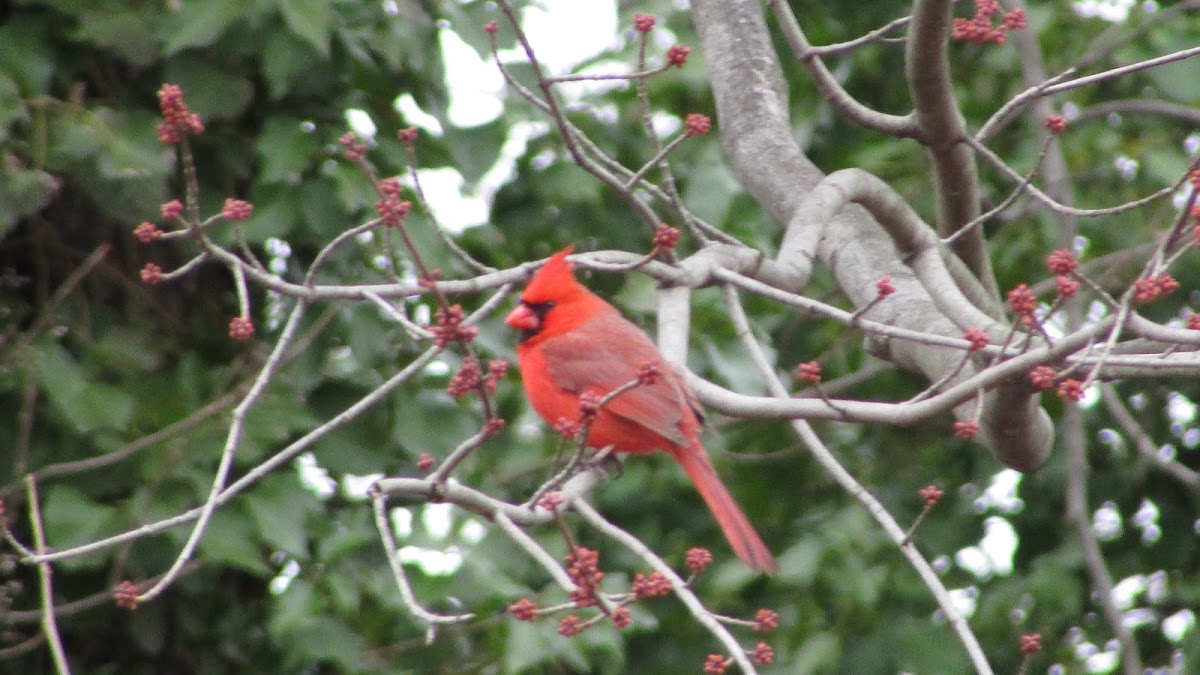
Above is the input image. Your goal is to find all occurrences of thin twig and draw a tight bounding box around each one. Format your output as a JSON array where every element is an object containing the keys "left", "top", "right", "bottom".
[
  {"left": 572, "top": 499, "right": 757, "bottom": 674},
  {"left": 720, "top": 285, "right": 993, "bottom": 674},
  {"left": 370, "top": 485, "right": 474, "bottom": 628},
  {"left": 26, "top": 477, "right": 72, "bottom": 675}
]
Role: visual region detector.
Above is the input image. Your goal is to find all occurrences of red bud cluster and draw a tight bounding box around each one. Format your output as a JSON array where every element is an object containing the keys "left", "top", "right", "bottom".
[
  {"left": 632, "top": 571, "right": 672, "bottom": 598},
  {"left": 431, "top": 304, "right": 477, "bottom": 347},
  {"left": 228, "top": 316, "right": 256, "bottom": 342},
  {"left": 156, "top": 83, "right": 204, "bottom": 144},
  {"left": 113, "top": 580, "right": 139, "bottom": 610},
  {"left": 753, "top": 608, "right": 779, "bottom": 632},
  {"left": 686, "top": 547, "right": 713, "bottom": 573}
]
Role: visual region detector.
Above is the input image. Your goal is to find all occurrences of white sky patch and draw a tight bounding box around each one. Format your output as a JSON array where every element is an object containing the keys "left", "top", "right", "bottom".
[
  {"left": 460, "top": 518, "right": 487, "bottom": 544},
  {"left": 1112, "top": 574, "right": 1146, "bottom": 609},
  {"left": 1121, "top": 607, "right": 1157, "bottom": 630},
  {"left": 1146, "top": 569, "right": 1168, "bottom": 602},
  {"left": 651, "top": 111, "right": 681, "bottom": 137},
  {"left": 1083, "top": 647, "right": 1119, "bottom": 674},
  {"left": 1162, "top": 609, "right": 1196, "bottom": 642},
  {"left": 974, "top": 469, "right": 1024, "bottom": 514},
  {"left": 390, "top": 507, "right": 414, "bottom": 539},
  {"left": 1132, "top": 498, "right": 1162, "bottom": 545},
  {"left": 1086, "top": 299, "right": 1109, "bottom": 325},
  {"left": 955, "top": 546, "right": 992, "bottom": 580},
  {"left": 945, "top": 586, "right": 978, "bottom": 618},
  {"left": 1073, "top": 0, "right": 1136, "bottom": 22},
  {"left": 405, "top": 120, "right": 549, "bottom": 232},
  {"left": 341, "top": 472, "right": 383, "bottom": 501},
  {"left": 399, "top": 544, "right": 464, "bottom": 575},
  {"left": 955, "top": 517, "right": 1018, "bottom": 579},
  {"left": 1185, "top": 132, "right": 1200, "bottom": 157},
  {"left": 424, "top": 358, "right": 450, "bottom": 377},
  {"left": 422, "top": 502, "right": 454, "bottom": 540},
  {"left": 440, "top": 29, "right": 504, "bottom": 127},
  {"left": 414, "top": 167, "right": 490, "bottom": 231},
  {"left": 269, "top": 558, "right": 301, "bottom": 595},
  {"left": 344, "top": 108, "right": 377, "bottom": 138},
  {"left": 1080, "top": 381, "right": 1100, "bottom": 409},
  {"left": 395, "top": 94, "right": 444, "bottom": 136},
  {"left": 979, "top": 516, "right": 1018, "bottom": 576},
  {"left": 1167, "top": 392, "right": 1197, "bottom": 425},
  {"left": 1093, "top": 501, "right": 1123, "bottom": 541},
  {"left": 296, "top": 452, "right": 337, "bottom": 499},
  {"left": 498, "top": 0, "right": 618, "bottom": 75}
]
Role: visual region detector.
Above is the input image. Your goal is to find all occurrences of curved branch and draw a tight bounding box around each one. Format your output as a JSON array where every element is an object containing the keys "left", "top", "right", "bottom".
[
  {"left": 768, "top": 1, "right": 920, "bottom": 139},
  {"left": 906, "top": 0, "right": 994, "bottom": 295},
  {"left": 719, "top": 286, "right": 993, "bottom": 673}
]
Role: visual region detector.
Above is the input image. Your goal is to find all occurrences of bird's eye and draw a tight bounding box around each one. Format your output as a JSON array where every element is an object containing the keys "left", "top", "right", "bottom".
[{"left": 526, "top": 301, "right": 555, "bottom": 318}]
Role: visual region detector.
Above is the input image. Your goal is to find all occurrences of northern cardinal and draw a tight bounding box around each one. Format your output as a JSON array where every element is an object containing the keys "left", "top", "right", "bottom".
[{"left": 504, "top": 247, "right": 777, "bottom": 574}]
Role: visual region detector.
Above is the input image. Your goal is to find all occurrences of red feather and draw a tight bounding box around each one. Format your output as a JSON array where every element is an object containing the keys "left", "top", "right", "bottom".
[{"left": 505, "top": 248, "right": 777, "bottom": 574}]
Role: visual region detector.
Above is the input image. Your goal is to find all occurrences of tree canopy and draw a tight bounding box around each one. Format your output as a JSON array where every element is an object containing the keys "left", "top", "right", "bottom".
[{"left": 2, "top": 0, "right": 1200, "bottom": 673}]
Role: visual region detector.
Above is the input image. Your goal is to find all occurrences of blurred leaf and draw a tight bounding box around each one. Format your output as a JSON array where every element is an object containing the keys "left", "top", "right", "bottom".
[
  {"left": 1, "top": 166, "right": 58, "bottom": 224},
  {"left": 284, "top": 616, "right": 364, "bottom": 670},
  {"left": 162, "top": 59, "right": 254, "bottom": 121},
  {"left": 681, "top": 141, "right": 739, "bottom": 225},
  {"left": 163, "top": 0, "right": 245, "bottom": 55},
  {"left": 0, "top": 72, "right": 28, "bottom": 143},
  {"left": 72, "top": 10, "right": 158, "bottom": 66},
  {"left": 41, "top": 484, "right": 118, "bottom": 568},
  {"left": 504, "top": 620, "right": 589, "bottom": 674},
  {"left": 277, "top": 0, "right": 333, "bottom": 57},
  {"left": 257, "top": 116, "right": 321, "bottom": 184},
  {"left": 261, "top": 28, "right": 318, "bottom": 100},
  {"left": 199, "top": 505, "right": 272, "bottom": 576},
  {"left": 0, "top": 16, "right": 55, "bottom": 94},
  {"left": 244, "top": 474, "right": 320, "bottom": 558}
]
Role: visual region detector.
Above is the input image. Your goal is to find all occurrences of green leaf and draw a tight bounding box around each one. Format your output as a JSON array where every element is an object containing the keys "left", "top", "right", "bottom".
[
  {"left": 0, "top": 72, "right": 28, "bottom": 143},
  {"left": 89, "top": 327, "right": 163, "bottom": 374},
  {"left": 261, "top": 28, "right": 318, "bottom": 100},
  {"left": 298, "top": 176, "right": 345, "bottom": 238},
  {"left": 72, "top": 10, "right": 158, "bottom": 66},
  {"left": 34, "top": 341, "right": 88, "bottom": 434},
  {"left": 257, "top": 116, "right": 321, "bottom": 184},
  {"left": 41, "top": 485, "right": 118, "bottom": 567},
  {"left": 316, "top": 508, "right": 378, "bottom": 562},
  {"left": 277, "top": 0, "right": 333, "bottom": 57},
  {"left": 243, "top": 474, "right": 319, "bottom": 557},
  {"left": 46, "top": 109, "right": 106, "bottom": 166},
  {"left": 284, "top": 616, "right": 363, "bottom": 670},
  {"left": 270, "top": 577, "right": 317, "bottom": 633},
  {"left": 198, "top": 506, "right": 271, "bottom": 575},
  {"left": 681, "top": 141, "right": 739, "bottom": 224},
  {"left": 163, "top": 0, "right": 245, "bottom": 55},
  {"left": 162, "top": 59, "right": 253, "bottom": 121},
  {"left": 445, "top": 118, "right": 507, "bottom": 184},
  {"left": 504, "top": 620, "right": 589, "bottom": 674},
  {"left": 2, "top": 166, "right": 58, "bottom": 220},
  {"left": 0, "top": 16, "right": 55, "bottom": 94},
  {"left": 1146, "top": 47, "right": 1200, "bottom": 104},
  {"left": 76, "top": 382, "right": 136, "bottom": 433},
  {"left": 242, "top": 183, "right": 302, "bottom": 242}
]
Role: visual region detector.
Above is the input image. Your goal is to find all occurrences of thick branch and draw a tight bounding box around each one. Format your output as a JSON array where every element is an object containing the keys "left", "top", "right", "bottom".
[{"left": 905, "top": 0, "right": 995, "bottom": 295}]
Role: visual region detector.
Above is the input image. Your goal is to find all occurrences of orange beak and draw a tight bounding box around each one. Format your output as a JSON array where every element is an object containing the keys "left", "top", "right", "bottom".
[{"left": 504, "top": 303, "right": 539, "bottom": 331}]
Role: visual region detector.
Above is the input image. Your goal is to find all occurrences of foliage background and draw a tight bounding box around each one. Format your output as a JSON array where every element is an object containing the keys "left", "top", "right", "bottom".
[{"left": 1, "top": 0, "right": 1199, "bottom": 673}]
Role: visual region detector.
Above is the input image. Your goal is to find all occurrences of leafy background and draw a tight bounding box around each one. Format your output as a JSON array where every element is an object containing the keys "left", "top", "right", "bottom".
[{"left": 1, "top": 0, "right": 1199, "bottom": 673}]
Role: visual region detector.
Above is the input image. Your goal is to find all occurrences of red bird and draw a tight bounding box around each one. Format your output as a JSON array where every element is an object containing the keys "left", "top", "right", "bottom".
[{"left": 504, "top": 247, "right": 777, "bottom": 574}]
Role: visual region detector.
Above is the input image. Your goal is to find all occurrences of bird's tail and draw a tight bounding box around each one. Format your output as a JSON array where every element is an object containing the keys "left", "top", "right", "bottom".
[{"left": 674, "top": 443, "right": 777, "bottom": 574}]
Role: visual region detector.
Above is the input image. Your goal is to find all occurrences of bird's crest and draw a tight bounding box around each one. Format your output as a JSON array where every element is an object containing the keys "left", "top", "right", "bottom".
[{"left": 521, "top": 246, "right": 582, "bottom": 304}]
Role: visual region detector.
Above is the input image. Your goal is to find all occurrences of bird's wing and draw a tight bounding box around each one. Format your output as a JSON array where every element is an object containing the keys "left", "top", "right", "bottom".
[{"left": 539, "top": 312, "right": 691, "bottom": 446}]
